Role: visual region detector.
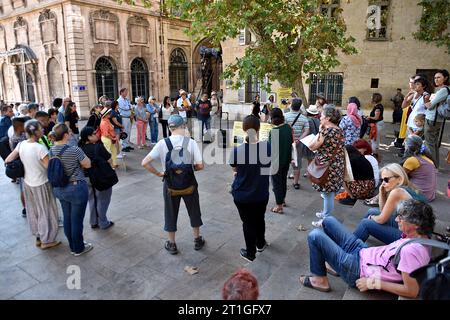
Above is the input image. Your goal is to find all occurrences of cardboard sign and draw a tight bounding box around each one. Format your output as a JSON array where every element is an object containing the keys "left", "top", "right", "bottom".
[{"left": 233, "top": 121, "right": 274, "bottom": 146}]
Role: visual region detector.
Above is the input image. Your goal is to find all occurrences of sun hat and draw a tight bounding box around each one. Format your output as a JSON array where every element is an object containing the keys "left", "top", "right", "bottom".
[
  {"left": 306, "top": 105, "right": 319, "bottom": 115},
  {"left": 100, "top": 107, "right": 112, "bottom": 118}
]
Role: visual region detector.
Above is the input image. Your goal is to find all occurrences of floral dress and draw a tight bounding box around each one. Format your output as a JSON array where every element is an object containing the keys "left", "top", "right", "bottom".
[
  {"left": 339, "top": 116, "right": 360, "bottom": 145},
  {"left": 312, "top": 127, "right": 345, "bottom": 193}
]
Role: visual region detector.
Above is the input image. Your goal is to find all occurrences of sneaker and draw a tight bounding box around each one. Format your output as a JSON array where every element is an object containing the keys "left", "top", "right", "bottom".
[
  {"left": 117, "top": 153, "right": 123, "bottom": 159},
  {"left": 315, "top": 212, "right": 326, "bottom": 219},
  {"left": 165, "top": 240, "right": 178, "bottom": 255},
  {"left": 101, "top": 221, "right": 115, "bottom": 230},
  {"left": 240, "top": 248, "right": 255, "bottom": 262},
  {"left": 339, "top": 197, "right": 357, "bottom": 206},
  {"left": 35, "top": 237, "right": 41, "bottom": 247},
  {"left": 58, "top": 220, "right": 64, "bottom": 227},
  {"left": 312, "top": 219, "right": 324, "bottom": 228},
  {"left": 40, "top": 241, "right": 61, "bottom": 250},
  {"left": 293, "top": 183, "right": 300, "bottom": 190},
  {"left": 22, "top": 208, "right": 26, "bottom": 217},
  {"left": 194, "top": 236, "right": 205, "bottom": 250},
  {"left": 129, "top": 146, "right": 135, "bottom": 150},
  {"left": 91, "top": 224, "right": 99, "bottom": 229},
  {"left": 122, "top": 147, "right": 130, "bottom": 152},
  {"left": 257, "top": 241, "right": 269, "bottom": 253},
  {"left": 73, "top": 243, "right": 94, "bottom": 256},
  {"left": 288, "top": 174, "right": 294, "bottom": 179}
]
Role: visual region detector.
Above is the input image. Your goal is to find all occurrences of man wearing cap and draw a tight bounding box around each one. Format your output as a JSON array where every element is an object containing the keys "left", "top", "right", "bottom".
[
  {"left": 142, "top": 114, "right": 205, "bottom": 255},
  {"left": 146, "top": 96, "right": 160, "bottom": 144},
  {"left": 117, "top": 88, "right": 134, "bottom": 152},
  {"left": 315, "top": 92, "right": 327, "bottom": 112},
  {"left": 284, "top": 98, "right": 310, "bottom": 189},
  {"left": 176, "top": 90, "right": 193, "bottom": 136}
]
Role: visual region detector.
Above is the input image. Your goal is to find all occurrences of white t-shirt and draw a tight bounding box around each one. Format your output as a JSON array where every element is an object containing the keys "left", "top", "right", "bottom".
[
  {"left": 365, "top": 155, "right": 379, "bottom": 186},
  {"left": 16, "top": 140, "right": 49, "bottom": 187},
  {"left": 407, "top": 94, "right": 427, "bottom": 130},
  {"left": 176, "top": 98, "right": 191, "bottom": 119},
  {"left": 148, "top": 135, "right": 202, "bottom": 171},
  {"left": 161, "top": 106, "right": 174, "bottom": 120}
]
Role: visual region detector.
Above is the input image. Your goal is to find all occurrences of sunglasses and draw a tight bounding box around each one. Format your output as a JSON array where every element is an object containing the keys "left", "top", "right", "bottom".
[{"left": 381, "top": 176, "right": 397, "bottom": 183}]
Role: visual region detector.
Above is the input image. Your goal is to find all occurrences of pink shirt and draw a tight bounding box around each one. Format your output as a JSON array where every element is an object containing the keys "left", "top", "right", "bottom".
[{"left": 359, "top": 238, "right": 430, "bottom": 282}]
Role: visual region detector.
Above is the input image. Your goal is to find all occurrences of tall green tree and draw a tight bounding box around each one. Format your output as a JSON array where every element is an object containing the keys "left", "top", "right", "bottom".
[
  {"left": 414, "top": 0, "right": 450, "bottom": 54},
  {"left": 120, "top": 0, "right": 357, "bottom": 104}
]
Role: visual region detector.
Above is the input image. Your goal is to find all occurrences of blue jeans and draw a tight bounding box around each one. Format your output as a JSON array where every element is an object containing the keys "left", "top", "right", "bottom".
[
  {"left": 199, "top": 118, "right": 211, "bottom": 137},
  {"left": 149, "top": 118, "right": 158, "bottom": 143},
  {"left": 320, "top": 192, "right": 335, "bottom": 217},
  {"left": 353, "top": 208, "right": 401, "bottom": 245},
  {"left": 308, "top": 216, "right": 367, "bottom": 287},
  {"left": 53, "top": 181, "right": 89, "bottom": 254}
]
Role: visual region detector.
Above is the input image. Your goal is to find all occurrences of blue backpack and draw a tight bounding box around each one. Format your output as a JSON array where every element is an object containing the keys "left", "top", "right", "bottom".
[
  {"left": 48, "top": 145, "right": 71, "bottom": 188},
  {"left": 163, "top": 137, "right": 197, "bottom": 196}
]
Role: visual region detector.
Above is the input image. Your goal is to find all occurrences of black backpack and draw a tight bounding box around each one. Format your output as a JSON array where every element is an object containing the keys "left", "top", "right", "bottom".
[
  {"left": 163, "top": 137, "right": 197, "bottom": 196},
  {"left": 0, "top": 136, "right": 11, "bottom": 161},
  {"left": 87, "top": 144, "right": 118, "bottom": 191}
]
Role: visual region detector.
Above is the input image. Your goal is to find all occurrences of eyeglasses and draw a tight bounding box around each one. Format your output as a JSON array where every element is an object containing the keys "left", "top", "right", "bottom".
[{"left": 381, "top": 176, "right": 396, "bottom": 183}]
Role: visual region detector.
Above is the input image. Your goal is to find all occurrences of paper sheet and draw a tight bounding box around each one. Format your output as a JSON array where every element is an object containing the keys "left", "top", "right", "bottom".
[{"left": 300, "top": 134, "right": 318, "bottom": 151}]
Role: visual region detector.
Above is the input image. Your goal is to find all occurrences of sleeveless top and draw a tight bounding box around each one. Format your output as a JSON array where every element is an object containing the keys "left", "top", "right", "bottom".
[
  {"left": 408, "top": 156, "right": 437, "bottom": 202},
  {"left": 400, "top": 186, "right": 428, "bottom": 204}
]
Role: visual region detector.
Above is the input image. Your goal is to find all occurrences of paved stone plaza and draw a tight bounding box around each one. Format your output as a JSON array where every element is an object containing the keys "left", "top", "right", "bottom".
[{"left": 1, "top": 123, "right": 449, "bottom": 300}]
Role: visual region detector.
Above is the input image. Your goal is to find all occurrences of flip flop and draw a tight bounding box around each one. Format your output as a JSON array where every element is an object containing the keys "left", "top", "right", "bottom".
[
  {"left": 299, "top": 275, "right": 331, "bottom": 292},
  {"left": 270, "top": 207, "right": 284, "bottom": 214}
]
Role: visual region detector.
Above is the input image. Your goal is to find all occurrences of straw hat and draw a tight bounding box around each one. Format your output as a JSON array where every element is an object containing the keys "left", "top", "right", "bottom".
[{"left": 306, "top": 105, "right": 319, "bottom": 115}]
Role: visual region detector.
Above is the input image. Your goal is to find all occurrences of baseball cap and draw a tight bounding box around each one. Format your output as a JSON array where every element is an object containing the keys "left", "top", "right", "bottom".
[{"left": 168, "top": 115, "right": 185, "bottom": 128}]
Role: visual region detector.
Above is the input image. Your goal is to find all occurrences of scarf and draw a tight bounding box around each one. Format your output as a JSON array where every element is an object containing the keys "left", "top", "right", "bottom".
[{"left": 347, "top": 103, "right": 362, "bottom": 127}]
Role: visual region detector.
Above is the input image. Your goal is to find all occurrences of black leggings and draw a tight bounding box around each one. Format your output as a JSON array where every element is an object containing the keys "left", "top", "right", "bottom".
[
  {"left": 160, "top": 120, "right": 171, "bottom": 138},
  {"left": 234, "top": 199, "right": 268, "bottom": 256}
]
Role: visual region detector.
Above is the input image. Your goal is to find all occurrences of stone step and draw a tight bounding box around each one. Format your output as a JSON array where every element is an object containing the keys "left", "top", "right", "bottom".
[{"left": 342, "top": 286, "right": 398, "bottom": 300}]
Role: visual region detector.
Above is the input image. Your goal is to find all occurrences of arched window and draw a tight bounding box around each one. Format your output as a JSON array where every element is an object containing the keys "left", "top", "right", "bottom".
[
  {"left": 47, "top": 58, "right": 64, "bottom": 101},
  {"left": 95, "top": 56, "right": 117, "bottom": 101},
  {"left": 18, "top": 71, "right": 35, "bottom": 102},
  {"left": 130, "top": 58, "right": 149, "bottom": 102},
  {"left": 169, "top": 48, "right": 188, "bottom": 99}
]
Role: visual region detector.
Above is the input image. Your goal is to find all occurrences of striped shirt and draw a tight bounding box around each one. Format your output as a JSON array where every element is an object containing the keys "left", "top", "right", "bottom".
[
  {"left": 50, "top": 144, "right": 87, "bottom": 182},
  {"left": 285, "top": 111, "right": 309, "bottom": 140}
]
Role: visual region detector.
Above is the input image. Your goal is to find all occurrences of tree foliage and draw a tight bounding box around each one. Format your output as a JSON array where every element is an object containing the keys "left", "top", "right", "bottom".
[
  {"left": 414, "top": 0, "right": 450, "bottom": 54},
  {"left": 119, "top": 0, "right": 358, "bottom": 103}
]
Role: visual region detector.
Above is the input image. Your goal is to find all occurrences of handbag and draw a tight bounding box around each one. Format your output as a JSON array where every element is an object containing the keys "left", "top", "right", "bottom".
[
  {"left": 5, "top": 158, "right": 25, "bottom": 179},
  {"left": 343, "top": 148, "right": 354, "bottom": 182},
  {"left": 307, "top": 149, "right": 338, "bottom": 187}
]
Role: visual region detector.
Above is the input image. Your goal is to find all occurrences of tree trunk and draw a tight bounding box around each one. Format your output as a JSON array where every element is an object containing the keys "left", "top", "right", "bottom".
[{"left": 293, "top": 76, "right": 308, "bottom": 106}]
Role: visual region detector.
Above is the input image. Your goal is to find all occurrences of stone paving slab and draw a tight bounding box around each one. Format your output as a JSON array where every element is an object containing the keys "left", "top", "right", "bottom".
[{"left": 0, "top": 122, "right": 449, "bottom": 300}]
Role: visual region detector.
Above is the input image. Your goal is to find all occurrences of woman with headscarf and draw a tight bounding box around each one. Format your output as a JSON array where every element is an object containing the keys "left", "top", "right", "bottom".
[
  {"left": 339, "top": 103, "right": 361, "bottom": 145},
  {"left": 402, "top": 135, "right": 437, "bottom": 202}
]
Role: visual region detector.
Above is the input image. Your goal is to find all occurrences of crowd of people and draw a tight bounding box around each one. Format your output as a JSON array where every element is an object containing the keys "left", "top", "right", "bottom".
[{"left": 0, "top": 68, "right": 449, "bottom": 299}]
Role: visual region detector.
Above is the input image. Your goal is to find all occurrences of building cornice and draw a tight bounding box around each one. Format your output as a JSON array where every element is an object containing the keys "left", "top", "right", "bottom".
[{"left": 0, "top": 0, "right": 164, "bottom": 21}]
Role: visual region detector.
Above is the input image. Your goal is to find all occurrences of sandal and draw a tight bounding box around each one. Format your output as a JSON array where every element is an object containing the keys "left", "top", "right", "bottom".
[
  {"left": 299, "top": 275, "right": 331, "bottom": 292},
  {"left": 364, "top": 198, "right": 379, "bottom": 207},
  {"left": 270, "top": 207, "right": 284, "bottom": 214}
]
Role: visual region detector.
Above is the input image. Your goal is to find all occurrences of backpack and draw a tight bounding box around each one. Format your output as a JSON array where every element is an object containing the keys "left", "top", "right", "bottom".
[
  {"left": 0, "top": 136, "right": 11, "bottom": 161},
  {"left": 47, "top": 145, "right": 72, "bottom": 188},
  {"left": 163, "top": 137, "right": 197, "bottom": 196},
  {"left": 437, "top": 87, "right": 450, "bottom": 120},
  {"left": 391, "top": 238, "right": 450, "bottom": 274},
  {"left": 87, "top": 144, "right": 118, "bottom": 191}
]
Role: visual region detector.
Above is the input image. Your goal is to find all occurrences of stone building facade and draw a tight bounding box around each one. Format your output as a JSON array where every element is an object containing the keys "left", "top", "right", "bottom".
[
  {"left": 221, "top": 0, "right": 449, "bottom": 120},
  {"left": 0, "top": 0, "right": 212, "bottom": 117},
  {"left": 0, "top": 0, "right": 448, "bottom": 119}
]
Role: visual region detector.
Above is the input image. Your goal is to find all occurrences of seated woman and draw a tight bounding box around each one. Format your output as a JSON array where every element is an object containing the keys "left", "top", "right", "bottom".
[
  {"left": 402, "top": 135, "right": 437, "bottom": 202},
  {"left": 338, "top": 145, "right": 375, "bottom": 206},
  {"left": 300, "top": 199, "right": 435, "bottom": 298},
  {"left": 353, "top": 163, "right": 427, "bottom": 245},
  {"left": 352, "top": 139, "right": 379, "bottom": 187}
]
